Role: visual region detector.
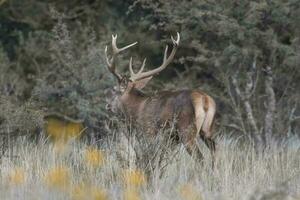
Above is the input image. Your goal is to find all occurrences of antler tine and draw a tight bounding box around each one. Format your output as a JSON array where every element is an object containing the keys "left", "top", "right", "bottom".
[
  {"left": 111, "top": 34, "right": 118, "bottom": 54},
  {"left": 138, "top": 58, "right": 147, "bottom": 73},
  {"left": 105, "top": 34, "right": 137, "bottom": 81},
  {"left": 129, "top": 57, "right": 147, "bottom": 81},
  {"left": 171, "top": 32, "right": 180, "bottom": 46},
  {"left": 163, "top": 45, "right": 169, "bottom": 62},
  {"left": 129, "top": 32, "right": 180, "bottom": 81},
  {"left": 105, "top": 44, "right": 122, "bottom": 80},
  {"left": 129, "top": 57, "right": 134, "bottom": 75},
  {"left": 104, "top": 46, "right": 110, "bottom": 67},
  {"left": 119, "top": 42, "right": 138, "bottom": 52},
  {"left": 112, "top": 34, "right": 138, "bottom": 54}
]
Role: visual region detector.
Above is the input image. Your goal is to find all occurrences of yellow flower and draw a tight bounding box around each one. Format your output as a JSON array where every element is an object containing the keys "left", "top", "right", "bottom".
[
  {"left": 179, "top": 183, "right": 202, "bottom": 200},
  {"left": 8, "top": 168, "right": 26, "bottom": 186},
  {"left": 71, "top": 183, "right": 88, "bottom": 200},
  {"left": 91, "top": 187, "right": 108, "bottom": 200},
  {"left": 70, "top": 184, "right": 108, "bottom": 200},
  {"left": 45, "top": 166, "right": 70, "bottom": 189},
  {"left": 123, "top": 189, "right": 140, "bottom": 200},
  {"left": 46, "top": 117, "right": 84, "bottom": 142},
  {"left": 85, "top": 148, "right": 105, "bottom": 168},
  {"left": 122, "top": 169, "right": 146, "bottom": 188}
]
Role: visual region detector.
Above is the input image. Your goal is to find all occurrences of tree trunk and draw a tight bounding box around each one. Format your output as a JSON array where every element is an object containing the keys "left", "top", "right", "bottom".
[{"left": 264, "top": 66, "right": 276, "bottom": 145}]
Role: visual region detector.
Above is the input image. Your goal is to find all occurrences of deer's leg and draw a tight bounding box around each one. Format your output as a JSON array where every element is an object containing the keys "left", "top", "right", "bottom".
[
  {"left": 179, "top": 125, "right": 204, "bottom": 162},
  {"left": 201, "top": 99, "right": 216, "bottom": 168},
  {"left": 200, "top": 133, "right": 216, "bottom": 168}
]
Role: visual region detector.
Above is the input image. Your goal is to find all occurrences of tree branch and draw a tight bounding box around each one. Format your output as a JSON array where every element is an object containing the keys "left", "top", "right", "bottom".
[{"left": 232, "top": 70, "right": 261, "bottom": 144}]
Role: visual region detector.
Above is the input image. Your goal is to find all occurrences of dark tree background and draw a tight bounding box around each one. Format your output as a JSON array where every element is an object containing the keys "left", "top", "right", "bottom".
[{"left": 0, "top": 0, "right": 299, "bottom": 146}]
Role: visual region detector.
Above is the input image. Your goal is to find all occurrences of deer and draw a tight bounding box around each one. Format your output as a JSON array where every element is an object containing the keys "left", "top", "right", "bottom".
[{"left": 104, "top": 33, "right": 216, "bottom": 163}]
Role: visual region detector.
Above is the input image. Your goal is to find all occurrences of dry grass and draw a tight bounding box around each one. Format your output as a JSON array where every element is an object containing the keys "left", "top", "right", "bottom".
[{"left": 0, "top": 132, "right": 300, "bottom": 200}]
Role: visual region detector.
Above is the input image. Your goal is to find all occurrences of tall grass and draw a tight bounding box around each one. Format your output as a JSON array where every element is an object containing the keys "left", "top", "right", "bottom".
[{"left": 0, "top": 132, "right": 300, "bottom": 200}]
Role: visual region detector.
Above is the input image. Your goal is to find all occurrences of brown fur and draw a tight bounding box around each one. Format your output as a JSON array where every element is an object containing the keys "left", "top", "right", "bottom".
[
  {"left": 118, "top": 87, "right": 216, "bottom": 161},
  {"left": 191, "top": 91, "right": 206, "bottom": 136}
]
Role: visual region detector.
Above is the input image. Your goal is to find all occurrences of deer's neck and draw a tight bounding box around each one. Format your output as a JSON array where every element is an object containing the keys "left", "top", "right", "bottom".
[{"left": 120, "top": 89, "right": 148, "bottom": 118}]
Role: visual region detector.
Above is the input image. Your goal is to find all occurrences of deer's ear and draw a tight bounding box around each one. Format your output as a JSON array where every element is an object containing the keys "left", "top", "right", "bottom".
[{"left": 134, "top": 76, "right": 153, "bottom": 89}]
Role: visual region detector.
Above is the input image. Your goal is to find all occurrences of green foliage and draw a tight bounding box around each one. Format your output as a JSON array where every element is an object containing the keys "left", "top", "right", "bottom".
[
  {"left": 0, "top": 97, "right": 43, "bottom": 136},
  {"left": 0, "top": 47, "right": 42, "bottom": 138},
  {"left": 30, "top": 9, "right": 115, "bottom": 130},
  {"left": 0, "top": 0, "right": 299, "bottom": 139}
]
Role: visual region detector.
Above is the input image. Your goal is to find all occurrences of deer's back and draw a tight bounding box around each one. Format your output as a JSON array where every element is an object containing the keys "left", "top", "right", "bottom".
[{"left": 136, "top": 90, "right": 195, "bottom": 131}]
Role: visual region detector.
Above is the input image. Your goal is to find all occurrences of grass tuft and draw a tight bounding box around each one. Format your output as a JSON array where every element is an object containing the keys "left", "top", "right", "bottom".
[{"left": 0, "top": 133, "right": 299, "bottom": 200}]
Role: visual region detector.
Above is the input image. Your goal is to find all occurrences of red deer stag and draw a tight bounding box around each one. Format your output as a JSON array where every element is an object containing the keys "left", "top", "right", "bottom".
[{"left": 104, "top": 33, "right": 216, "bottom": 162}]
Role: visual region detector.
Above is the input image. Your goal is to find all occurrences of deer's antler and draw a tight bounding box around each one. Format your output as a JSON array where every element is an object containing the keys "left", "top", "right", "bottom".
[
  {"left": 104, "top": 34, "right": 137, "bottom": 81},
  {"left": 129, "top": 32, "right": 180, "bottom": 81}
]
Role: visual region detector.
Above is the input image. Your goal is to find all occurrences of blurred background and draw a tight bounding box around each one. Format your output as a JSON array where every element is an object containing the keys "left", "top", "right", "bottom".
[{"left": 0, "top": 0, "right": 299, "bottom": 148}]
